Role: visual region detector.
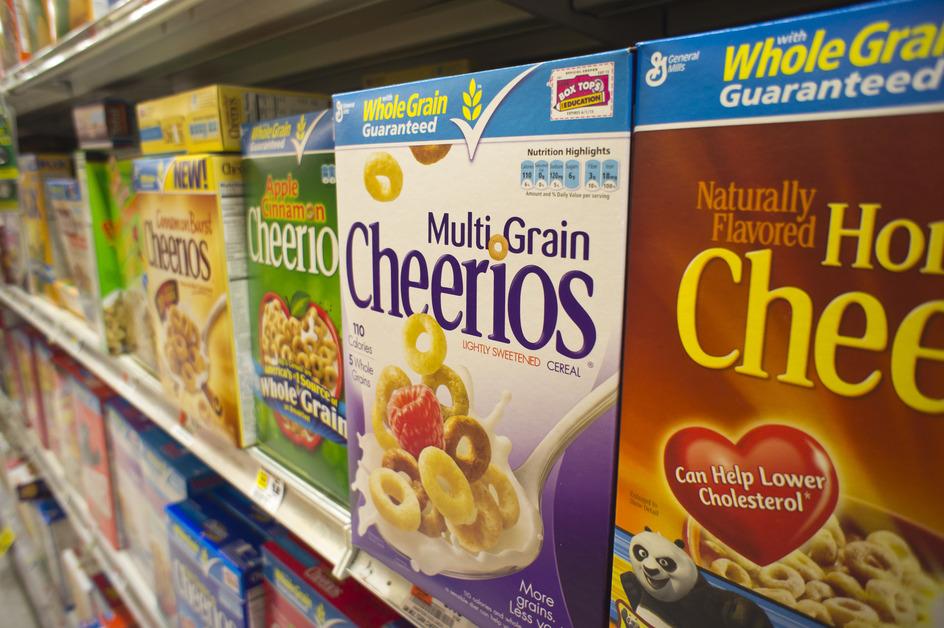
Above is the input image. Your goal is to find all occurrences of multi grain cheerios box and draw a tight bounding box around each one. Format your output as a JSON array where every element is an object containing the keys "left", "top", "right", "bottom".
[
  {"left": 334, "top": 49, "right": 632, "bottom": 627},
  {"left": 242, "top": 111, "right": 349, "bottom": 504},
  {"left": 134, "top": 154, "right": 255, "bottom": 446},
  {"left": 611, "top": 2, "right": 944, "bottom": 627}
]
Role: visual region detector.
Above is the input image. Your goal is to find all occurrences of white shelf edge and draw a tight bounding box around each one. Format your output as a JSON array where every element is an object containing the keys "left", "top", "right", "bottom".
[
  {"left": 0, "top": 398, "right": 162, "bottom": 628},
  {"left": 0, "top": 285, "right": 459, "bottom": 625}
]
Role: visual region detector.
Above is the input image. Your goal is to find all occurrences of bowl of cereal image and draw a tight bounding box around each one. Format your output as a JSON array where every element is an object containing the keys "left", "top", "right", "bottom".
[
  {"left": 259, "top": 292, "right": 342, "bottom": 399},
  {"left": 686, "top": 500, "right": 944, "bottom": 626},
  {"left": 354, "top": 313, "right": 620, "bottom": 579}
]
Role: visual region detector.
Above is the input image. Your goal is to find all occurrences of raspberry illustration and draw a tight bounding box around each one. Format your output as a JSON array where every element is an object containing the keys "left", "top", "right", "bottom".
[{"left": 387, "top": 384, "right": 444, "bottom": 457}]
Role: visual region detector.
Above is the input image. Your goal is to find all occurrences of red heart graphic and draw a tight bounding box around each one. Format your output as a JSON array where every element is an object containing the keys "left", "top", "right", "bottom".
[{"left": 664, "top": 425, "right": 838, "bottom": 565}]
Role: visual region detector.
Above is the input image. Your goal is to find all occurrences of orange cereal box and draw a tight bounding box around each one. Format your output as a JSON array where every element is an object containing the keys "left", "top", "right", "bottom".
[{"left": 611, "top": 2, "right": 944, "bottom": 627}]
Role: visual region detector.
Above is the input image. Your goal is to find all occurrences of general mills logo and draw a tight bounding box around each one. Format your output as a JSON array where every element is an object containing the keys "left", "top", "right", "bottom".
[
  {"left": 334, "top": 100, "right": 345, "bottom": 123},
  {"left": 645, "top": 51, "right": 668, "bottom": 87}
]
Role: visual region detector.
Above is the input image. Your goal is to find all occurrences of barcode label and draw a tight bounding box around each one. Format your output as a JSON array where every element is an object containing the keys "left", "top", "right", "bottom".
[
  {"left": 251, "top": 467, "right": 285, "bottom": 513},
  {"left": 402, "top": 587, "right": 461, "bottom": 628}
]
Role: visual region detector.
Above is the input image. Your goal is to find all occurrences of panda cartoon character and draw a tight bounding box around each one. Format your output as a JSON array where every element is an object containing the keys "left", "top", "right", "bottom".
[{"left": 619, "top": 528, "right": 771, "bottom": 628}]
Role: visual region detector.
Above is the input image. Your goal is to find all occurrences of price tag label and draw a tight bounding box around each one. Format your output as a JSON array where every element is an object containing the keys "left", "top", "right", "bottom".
[
  {"left": 252, "top": 467, "right": 285, "bottom": 513},
  {"left": 0, "top": 526, "right": 15, "bottom": 556},
  {"left": 401, "top": 586, "right": 462, "bottom": 628}
]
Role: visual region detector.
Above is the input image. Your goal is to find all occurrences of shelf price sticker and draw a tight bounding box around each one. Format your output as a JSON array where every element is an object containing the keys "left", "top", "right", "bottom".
[
  {"left": 0, "top": 526, "right": 14, "bottom": 556},
  {"left": 402, "top": 585, "right": 463, "bottom": 628},
  {"left": 252, "top": 467, "right": 285, "bottom": 514}
]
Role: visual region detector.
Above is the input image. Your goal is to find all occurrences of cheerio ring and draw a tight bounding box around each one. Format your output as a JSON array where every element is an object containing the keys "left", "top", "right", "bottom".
[
  {"left": 363, "top": 152, "right": 403, "bottom": 202},
  {"left": 369, "top": 468, "right": 421, "bottom": 531},
  {"left": 487, "top": 234, "right": 509, "bottom": 261},
  {"left": 419, "top": 447, "right": 476, "bottom": 525},
  {"left": 403, "top": 313, "right": 447, "bottom": 375}
]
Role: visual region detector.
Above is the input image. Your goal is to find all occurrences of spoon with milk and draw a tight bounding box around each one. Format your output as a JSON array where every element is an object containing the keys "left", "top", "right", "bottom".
[{"left": 439, "top": 372, "right": 620, "bottom": 579}]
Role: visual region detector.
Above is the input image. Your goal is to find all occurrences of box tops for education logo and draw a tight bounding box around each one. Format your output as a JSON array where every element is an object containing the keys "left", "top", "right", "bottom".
[{"left": 549, "top": 61, "right": 615, "bottom": 119}]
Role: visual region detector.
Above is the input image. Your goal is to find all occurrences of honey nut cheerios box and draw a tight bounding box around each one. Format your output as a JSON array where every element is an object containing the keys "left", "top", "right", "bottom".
[
  {"left": 242, "top": 111, "right": 349, "bottom": 504},
  {"left": 611, "top": 1, "right": 944, "bottom": 627},
  {"left": 334, "top": 49, "right": 632, "bottom": 627},
  {"left": 133, "top": 154, "right": 255, "bottom": 446}
]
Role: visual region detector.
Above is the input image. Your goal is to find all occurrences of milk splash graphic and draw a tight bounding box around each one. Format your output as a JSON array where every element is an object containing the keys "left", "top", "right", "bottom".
[{"left": 353, "top": 370, "right": 541, "bottom": 576}]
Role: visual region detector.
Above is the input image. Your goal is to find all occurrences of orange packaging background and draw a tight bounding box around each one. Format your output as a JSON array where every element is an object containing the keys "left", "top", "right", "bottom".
[{"left": 615, "top": 112, "right": 944, "bottom": 599}]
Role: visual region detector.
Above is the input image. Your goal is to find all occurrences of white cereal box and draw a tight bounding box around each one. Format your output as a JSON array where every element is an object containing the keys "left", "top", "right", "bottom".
[{"left": 334, "top": 49, "right": 632, "bottom": 627}]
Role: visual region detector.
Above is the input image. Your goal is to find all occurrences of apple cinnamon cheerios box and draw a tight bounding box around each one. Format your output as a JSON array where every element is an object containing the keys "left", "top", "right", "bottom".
[
  {"left": 611, "top": 2, "right": 944, "bottom": 627},
  {"left": 134, "top": 154, "right": 255, "bottom": 446},
  {"left": 334, "top": 49, "right": 632, "bottom": 627},
  {"left": 242, "top": 111, "right": 349, "bottom": 504}
]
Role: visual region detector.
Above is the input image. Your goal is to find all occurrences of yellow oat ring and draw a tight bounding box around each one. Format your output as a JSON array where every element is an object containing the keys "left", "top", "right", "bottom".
[
  {"left": 418, "top": 447, "right": 475, "bottom": 525},
  {"left": 373, "top": 365, "right": 411, "bottom": 449},
  {"left": 370, "top": 468, "right": 421, "bottom": 531},
  {"left": 403, "top": 313, "right": 447, "bottom": 375},
  {"left": 845, "top": 541, "right": 902, "bottom": 582},
  {"left": 865, "top": 579, "right": 916, "bottom": 624},
  {"left": 449, "top": 483, "right": 503, "bottom": 553},
  {"left": 710, "top": 558, "right": 751, "bottom": 588},
  {"left": 795, "top": 600, "right": 830, "bottom": 624},
  {"left": 487, "top": 233, "right": 509, "bottom": 261},
  {"left": 363, "top": 152, "right": 403, "bottom": 202},
  {"left": 422, "top": 365, "right": 468, "bottom": 419},
  {"left": 823, "top": 597, "right": 879, "bottom": 625},
  {"left": 758, "top": 563, "right": 804, "bottom": 598},
  {"left": 480, "top": 464, "right": 519, "bottom": 529},
  {"left": 443, "top": 415, "right": 491, "bottom": 482}
]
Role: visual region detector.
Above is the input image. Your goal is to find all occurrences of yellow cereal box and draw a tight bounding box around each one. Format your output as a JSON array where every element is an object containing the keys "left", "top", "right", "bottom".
[
  {"left": 611, "top": 2, "right": 944, "bottom": 627},
  {"left": 136, "top": 85, "right": 328, "bottom": 155},
  {"left": 134, "top": 154, "right": 254, "bottom": 446},
  {"left": 19, "top": 153, "right": 71, "bottom": 301}
]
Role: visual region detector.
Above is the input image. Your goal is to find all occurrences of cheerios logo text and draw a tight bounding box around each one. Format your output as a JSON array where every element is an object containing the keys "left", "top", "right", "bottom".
[
  {"left": 246, "top": 174, "right": 339, "bottom": 277},
  {"left": 345, "top": 211, "right": 596, "bottom": 359}
]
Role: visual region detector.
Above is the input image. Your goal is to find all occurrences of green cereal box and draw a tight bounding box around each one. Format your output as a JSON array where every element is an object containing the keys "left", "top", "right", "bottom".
[
  {"left": 74, "top": 152, "right": 126, "bottom": 354},
  {"left": 242, "top": 112, "right": 347, "bottom": 503},
  {"left": 106, "top": 155, "right": 159, "bottom": 372}
]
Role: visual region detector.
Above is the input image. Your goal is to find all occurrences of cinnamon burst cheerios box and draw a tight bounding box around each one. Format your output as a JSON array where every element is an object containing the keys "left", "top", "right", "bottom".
[
  {"left": 611, "top": 2, "right": 944, "bottom": 627},
  {"left": 242, "top": 111, "right": 348, "bottom": 504},
  {"left": 134, "top": 154, "right": 255, "bottom": 446},
  {"left": 334, "top": 49, "right": 632, "bottom": 627}
]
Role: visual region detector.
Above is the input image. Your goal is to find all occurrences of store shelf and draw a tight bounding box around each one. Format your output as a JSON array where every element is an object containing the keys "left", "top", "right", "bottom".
[
  {"left": 0, "top": 285, "right": 470, "bottom": 626},
  {"left": 0, "top": 395, "right": 161, "bottom": 628}
]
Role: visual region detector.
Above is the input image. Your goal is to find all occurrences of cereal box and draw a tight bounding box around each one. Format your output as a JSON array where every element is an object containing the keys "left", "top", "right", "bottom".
[
  {"left": 32, "top": 338, "right": 61, "bottom": 448},
  {"left": 10, "top": 326, "right": 43, "bottom": 431},
  {"left": 104, "top": 398, "right": 153, "bottom": 565},
  {"left": 242, "top": 111, "right": 348, "bottom": 503},
  {"left": 166, "top": 495, "right": 266, "bottom": 628},
  {"left": 134, "top": 154, "right": 255, "bottom": 445},
  {"left": 71, "top": 371, "right": 120, "bottom": 548},
  {"left": 139, "top": 426, "right": 220, "bottom": 618},
  {"left": 334, "top": 49, "right": 632, "bottom": 627},
  {"left": 263, "top": 532, "right": 406, "bottom": 628},
  {"left": 610, "top": 2, "right": 944, "bottom": 627},
  {"left": 19, "top": 153, "right": 71, "bottom": 299},
  {"left": 72, "top": 101, "right": 136, "bottom": 151},
  {"left": 137, "top": 85, "right": 328, "bottom": 155},
  {"left": 73, "top": 152, "right": 131, "bottom": 354},
  {"left": 44, "top": 177, "right": 97, "bottom": 321},
  {"left": 42, "top": 352, "right": 76, "bottom": 458},
  {"left": 0, "top": 307, "right": 23, "bottom": 403},
  {"left": 91, "top": 572, "right": 135, "bottom": 628},
  {"left": 107, "top": 155, "right": 159, "bottom": 372}
]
